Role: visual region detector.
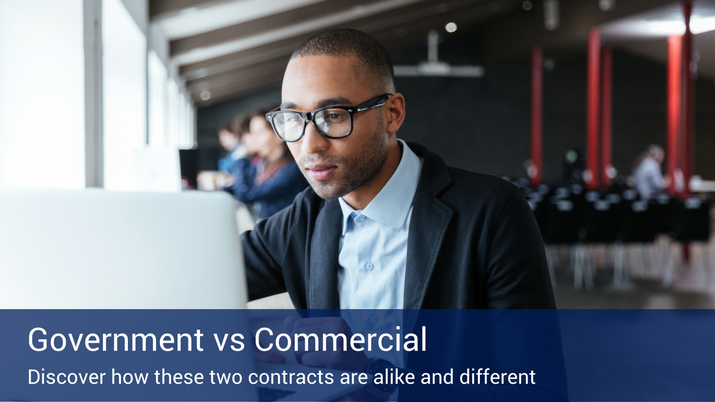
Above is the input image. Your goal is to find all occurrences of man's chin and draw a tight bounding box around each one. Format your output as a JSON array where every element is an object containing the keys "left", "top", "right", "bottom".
[{"left": 308, "top": 181, "right": 349, "bottom": 201}]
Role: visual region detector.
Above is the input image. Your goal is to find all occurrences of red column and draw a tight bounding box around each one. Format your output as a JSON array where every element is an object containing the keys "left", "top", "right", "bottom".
[
  {"left": 600, "top": 47, "right": 613, "bottom": 188},
  {"left": 586, "top": 30, "right": 601, "bottom": 190},
  {"left": 682, "top": 0, "right": 694, "bottom": 199},
  {"left": 531, "top": 47, "right": 543, "bottom": 187},
  {"left": 667, "top": 35, "right": 682, "bottom": 197}
]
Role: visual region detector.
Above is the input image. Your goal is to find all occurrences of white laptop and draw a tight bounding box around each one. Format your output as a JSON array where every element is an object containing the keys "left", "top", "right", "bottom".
[
  {"left": 0, "top": 188, "right": 361, "bottom": 401},
  {"left": 0, "top": 188, "right": 245, "bottom": 309}
]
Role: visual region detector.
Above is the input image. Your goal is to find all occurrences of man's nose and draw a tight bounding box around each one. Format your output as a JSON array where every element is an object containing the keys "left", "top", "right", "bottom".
[{"left": 300, "top": 121, "right": 330, "bottom": 154}]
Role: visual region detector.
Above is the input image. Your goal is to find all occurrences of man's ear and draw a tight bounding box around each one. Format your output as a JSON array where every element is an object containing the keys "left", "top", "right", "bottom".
[{"left": 385, "top": 93, "right": 406, "bottom": 135}]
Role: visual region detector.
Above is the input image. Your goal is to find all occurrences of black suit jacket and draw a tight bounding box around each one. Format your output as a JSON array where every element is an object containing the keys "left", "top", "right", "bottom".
[{"left": 241, "top": 142, "right": 555, "bottom": 309}]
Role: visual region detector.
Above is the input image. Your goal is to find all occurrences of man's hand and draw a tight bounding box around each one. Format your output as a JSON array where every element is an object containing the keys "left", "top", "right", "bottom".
[{"left": 284, "top": 316, "right": 370, "bottom": 373}]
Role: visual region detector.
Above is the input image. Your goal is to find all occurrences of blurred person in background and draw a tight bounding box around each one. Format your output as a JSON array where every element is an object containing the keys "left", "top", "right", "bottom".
[
  {"left": 217, "top": 120, "right": 246, "bottom": 184},
  {"left": 231, "top": 107, "right": 308, "bottom": 220},
  {"left": 196, "top": 120, "right": 246, "bottom": 190},
  {"left": 632, "top": 144, "right": 667, "bottom": 200}
]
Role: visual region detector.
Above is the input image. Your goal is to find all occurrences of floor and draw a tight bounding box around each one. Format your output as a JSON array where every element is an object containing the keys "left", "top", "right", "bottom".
[{"left": 552, "top": 240, "right": 715, "bottom": 309}]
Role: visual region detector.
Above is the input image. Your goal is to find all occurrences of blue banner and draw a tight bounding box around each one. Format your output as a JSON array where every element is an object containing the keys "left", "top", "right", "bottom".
[{"left": 0, "top": 309, "right": 713, "bottom": 401}]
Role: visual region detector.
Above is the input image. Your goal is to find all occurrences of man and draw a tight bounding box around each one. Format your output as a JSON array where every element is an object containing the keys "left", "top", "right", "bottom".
[
  {"left": 633, "top": 144, "right": 666, "bottom": 200},
  {"left": 241, "top": 28, "right": 553, "bottom": 311},
  {"left": 240, "top": 29, "right": 562, "bottom": 401}
]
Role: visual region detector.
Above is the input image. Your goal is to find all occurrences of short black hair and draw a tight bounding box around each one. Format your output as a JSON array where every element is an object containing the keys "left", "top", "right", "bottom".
[{"left": 291, "top": 28, "right": 395, "bottom": 93}]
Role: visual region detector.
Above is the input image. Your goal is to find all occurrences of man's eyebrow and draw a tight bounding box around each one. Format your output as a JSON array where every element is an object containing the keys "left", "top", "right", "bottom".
[
  {"left": 280, "top": 97, "right": 352, "bottom": 111},
  {"left": 316, "top": 97, "right": 352, "bottom": 108}
]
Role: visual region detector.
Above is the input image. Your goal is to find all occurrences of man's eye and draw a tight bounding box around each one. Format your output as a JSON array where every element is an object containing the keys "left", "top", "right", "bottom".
[
  {"left": 323, "top": 111, "right": 349, "bottom": 123},
  {"left": 285, "top": 115, "right": 301, "bottom": 125}
]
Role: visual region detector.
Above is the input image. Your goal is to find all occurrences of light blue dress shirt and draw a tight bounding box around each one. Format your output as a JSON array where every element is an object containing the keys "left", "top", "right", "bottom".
[
  {"left": 337, "top": 140, "right": 423, "bottom": 309},
  {"left": 633, "top": 157, "right": 665, "bottom": 200}
]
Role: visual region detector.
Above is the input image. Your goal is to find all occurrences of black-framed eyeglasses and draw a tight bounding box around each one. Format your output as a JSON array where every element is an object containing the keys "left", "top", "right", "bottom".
[{"left": 265, "top": 93, "right": 393, "bottom": 142}]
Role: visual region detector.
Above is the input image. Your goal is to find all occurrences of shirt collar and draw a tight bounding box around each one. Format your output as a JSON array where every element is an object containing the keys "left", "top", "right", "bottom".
[{"left": 338, "top": 140, "right": 423, "bottom": 235}]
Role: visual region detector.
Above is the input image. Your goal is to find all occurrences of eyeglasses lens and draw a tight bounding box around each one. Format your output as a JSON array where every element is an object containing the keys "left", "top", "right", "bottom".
[
  {"left": 273, "top": 109, "right": 353, "bottom": 140},
  {"left": 314, "top": 109, "right": 351, "bottom": 137}
]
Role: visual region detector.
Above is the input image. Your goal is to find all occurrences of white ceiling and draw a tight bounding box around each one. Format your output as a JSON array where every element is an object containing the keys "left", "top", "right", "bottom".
[{"left": 600, "top": 0, "right": 715, "bottom": 83}]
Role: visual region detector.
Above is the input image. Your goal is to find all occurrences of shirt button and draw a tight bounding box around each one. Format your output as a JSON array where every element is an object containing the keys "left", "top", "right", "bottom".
[
  {"left": 357, "top": 215, "right": 366, "bottom": 222},
  {"left": 370, "top": 314, "right": 378, "bottom": 324},
  {"left": 365, "top": 262, "right": 374, "bottom": 271}
]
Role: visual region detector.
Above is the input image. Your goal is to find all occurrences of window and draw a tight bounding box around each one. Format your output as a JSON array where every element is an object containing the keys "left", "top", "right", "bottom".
[
  {"left": 103, "top": 0, "right": 147, "bottom": 190},
  {"left": 148, "top": 50, "right": 169, "bottom": 147},
  {"left": 0, "top": 0, "right": 85, "bottom": 189}
]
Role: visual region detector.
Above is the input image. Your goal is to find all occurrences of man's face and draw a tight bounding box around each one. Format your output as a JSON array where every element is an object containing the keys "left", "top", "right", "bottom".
[
  {"left": 654, "top": 151, "right": 664, "bottom": 165},
  {"left": 280, "top": 55, "right": 391, "bottom": 201}
]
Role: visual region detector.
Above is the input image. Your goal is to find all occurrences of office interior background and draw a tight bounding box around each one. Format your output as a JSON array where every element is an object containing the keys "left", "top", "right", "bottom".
[{"left": 1, "top": 0, "right": 714, "bottom": 308}]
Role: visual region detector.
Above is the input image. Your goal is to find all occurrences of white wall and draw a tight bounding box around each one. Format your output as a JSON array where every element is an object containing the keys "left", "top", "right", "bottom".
[{"left": 0, "top": 0, "right": 86, "bottom": 189}]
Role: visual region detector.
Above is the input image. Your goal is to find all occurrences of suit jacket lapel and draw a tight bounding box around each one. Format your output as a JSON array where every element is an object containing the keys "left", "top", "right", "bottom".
[
  {"left": 404, "top": 190, "right": 453, "bottom": 311},
  {"left": 309, "top": 199, "right": 342, "bottom": 309},
  {"left": 403, "top": 142, "right": 454, "bottom": 313}
]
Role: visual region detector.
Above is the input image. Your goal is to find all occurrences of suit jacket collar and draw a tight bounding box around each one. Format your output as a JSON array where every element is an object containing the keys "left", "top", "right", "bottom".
[{"left": 308, "top": 142, "right": 454, "bottom": 310}]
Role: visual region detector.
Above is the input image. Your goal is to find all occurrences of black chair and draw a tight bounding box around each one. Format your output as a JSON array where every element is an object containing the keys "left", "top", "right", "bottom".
[
  {"left": 542, "top": 190, "right": 585, "bottom": 290},
  {"left": 673, "top": 198, "right": 711, "bottom": 242},
  {"left": 615, "top": 199, "right": 658, "bottom": 287},
  {"left": 650, "top": 193, "right": 675, "bottom": 235},
  {"left": 584, "top": 199, "right": 620, "bottom": 243},
  {"left": 645, "top": 194, "right": 679, "bottom": 286},
  {"left": 572, "top": 197, "right": 621, "bottom": 290},
  {"left": 621, "top": 200, "right": 657, "bottom": 243},
  {"left": 543, "top": 194, "right": 581, "bottom": 244},
  {"left": 664, "top": 198, "right": 713, "bottom": 287},
  {"left": 656, "top": 197, "right": 715, "bottom": 288}
]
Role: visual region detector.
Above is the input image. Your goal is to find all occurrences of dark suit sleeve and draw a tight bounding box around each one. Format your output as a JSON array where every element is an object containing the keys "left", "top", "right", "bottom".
[
  {"left": 483, "top": 187, "right": 556, "bottom": 308},
  {"left": 240, "top": 217, "right": 288, "bottom": 301},
  {"left": 240, "top": 192, "right": 302, "bottom": 301},
  {"left": 239, "top": 190, "right": 312, "bottom": 307}
]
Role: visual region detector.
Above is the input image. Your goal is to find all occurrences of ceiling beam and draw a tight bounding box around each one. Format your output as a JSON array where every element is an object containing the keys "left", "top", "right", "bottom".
[
  {"left": 170, "top": 0, "right": 383, "bottom": 57},
  {"left": 190, "top": 0, "right": 523, "bottom": 103},
  {"left": 149, "top": 0, "right": 231, "bottom": 21},
  {"left": 180, "top": 0, "right": 510, "bottom": 77},
  {"left": 193, "top": 71, "right": 285, "bottom": 104},
  {"left": 171, "top": 0, "right": 432, "bottom": 65},
  {"left": 181, "top": 40, "right": 297, "bottom": 81},
  {"left": 188, "top": 56, "right": 289, "bottom": 93}
]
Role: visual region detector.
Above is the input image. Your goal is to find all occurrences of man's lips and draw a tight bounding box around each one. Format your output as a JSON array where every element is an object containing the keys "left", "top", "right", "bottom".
[{"left": 305, "top": 164, "right": 337, "bottom": 181}]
